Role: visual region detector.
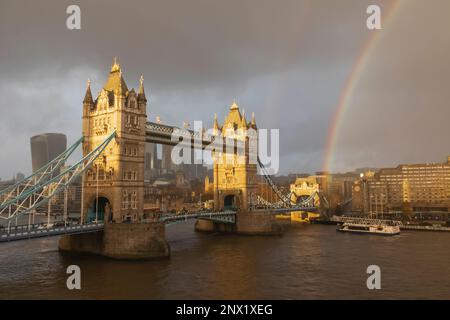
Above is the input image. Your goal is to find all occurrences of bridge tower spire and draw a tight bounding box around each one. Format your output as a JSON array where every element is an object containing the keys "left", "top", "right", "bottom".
[
  {"left": 138, "top": 75, "right": 147, "bottom": 103},
  {"left": 81, "top": 58, "right": 147, "bottom": 223},
  {"left": 82, "top": 79, "right": 94, "bottom": 117}
]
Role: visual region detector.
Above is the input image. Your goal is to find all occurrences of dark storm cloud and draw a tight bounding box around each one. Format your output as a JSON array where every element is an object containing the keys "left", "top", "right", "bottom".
[
  {"left": 330, "top": 0, "right": 450, "bottom": 172},
  {"left": 0, "top": 0, "right": 448, "bottom": 178},
  {"left": 0, "top": 0, "right": 369, "bottom": 86}
]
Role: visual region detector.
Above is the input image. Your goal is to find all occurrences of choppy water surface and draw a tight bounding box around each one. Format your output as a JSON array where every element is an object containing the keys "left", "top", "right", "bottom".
[{"left": 0, "top": 221, "right": 449, "bottom": 299}]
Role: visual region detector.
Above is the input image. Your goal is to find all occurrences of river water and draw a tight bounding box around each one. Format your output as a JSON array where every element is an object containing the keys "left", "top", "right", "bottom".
[{"left": 0, "top": 221, "right": 449, "bottom": 299}]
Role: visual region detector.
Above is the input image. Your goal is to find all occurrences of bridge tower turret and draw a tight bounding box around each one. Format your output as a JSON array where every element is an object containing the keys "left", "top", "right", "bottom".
[
  {"left": 81, "top": 58, "right": 147, "bottom": 223},
  {"left": 213, "top": 101, "right": 258, "bottom": 212}
]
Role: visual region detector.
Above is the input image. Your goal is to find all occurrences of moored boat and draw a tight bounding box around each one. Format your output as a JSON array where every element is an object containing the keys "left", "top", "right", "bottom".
[{"left": 337, "top": 222, "right": 400, "bottom": 235}]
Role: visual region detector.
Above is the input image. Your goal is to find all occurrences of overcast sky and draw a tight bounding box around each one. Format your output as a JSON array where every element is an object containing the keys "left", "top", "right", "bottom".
[{"left": 1, "top": 0, "right": 450, "bottom": 179}]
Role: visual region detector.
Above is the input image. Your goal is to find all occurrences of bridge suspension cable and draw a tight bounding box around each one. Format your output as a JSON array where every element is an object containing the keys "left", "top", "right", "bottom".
[
  {"left": 255, "top": 157, "right": 320, "bottom": 211},
  {"left": 0, "top": 131, "right": 116, "bottom": 222},
  {"left": 0, "top": 137, "right": 83, "bottom": 206},
  {"left": 256, "top": 157, "right": 293, "bottom": 207}
]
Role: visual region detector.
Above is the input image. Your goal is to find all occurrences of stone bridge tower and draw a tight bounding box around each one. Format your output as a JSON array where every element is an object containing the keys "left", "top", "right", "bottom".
[
  {"left": 213, "top": 102, "right": 258, "bottom": 212},
  {"left": 81, "top": 58, "right": 147, "bottom": 223}
]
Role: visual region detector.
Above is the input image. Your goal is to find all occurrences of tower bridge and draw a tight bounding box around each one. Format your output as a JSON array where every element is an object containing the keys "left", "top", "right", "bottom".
[{"left": 0, "top": 59, "right": 320, "bottom": 259}]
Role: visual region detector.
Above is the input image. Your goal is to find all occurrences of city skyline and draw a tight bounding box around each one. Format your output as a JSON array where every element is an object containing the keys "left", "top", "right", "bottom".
[
  {"left": 1, "top": 0, "right": 450, "bottom": 177},
  {"left": 2, "top": 146, "right": 450, "bottom": 181},
  {"left": 1, "top": 126, "right": 448, "bottom": 181}
]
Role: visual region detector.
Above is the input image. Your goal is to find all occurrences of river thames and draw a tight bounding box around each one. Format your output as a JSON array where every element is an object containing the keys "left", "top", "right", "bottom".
[{"left": 0, "top": 221, "right": 449, "bottom": 299}]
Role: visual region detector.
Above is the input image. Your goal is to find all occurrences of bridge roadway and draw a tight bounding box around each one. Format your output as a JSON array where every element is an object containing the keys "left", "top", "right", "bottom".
[
  {"left": 257, "top": 207, "right": 319, "bottom": 214},
  {"left": 0, "top": 211, "right": 237, "bottom": 242},
  {"left": 160, "top": 210, "right": 236, "bottom": 225},
  {"left": 0, "top": 222, "right": 104, "bottom": 243},
  {"left": 145, "top": 121, "right": 247, "bottom": 152},
  {"left": 0, "top": 207, "right": 320, "bottom": 243}
]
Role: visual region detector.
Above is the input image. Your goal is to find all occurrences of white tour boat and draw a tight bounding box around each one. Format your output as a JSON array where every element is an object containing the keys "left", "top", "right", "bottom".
[{"left": 337, "top": 222, "right": 400, "bottom": 235}]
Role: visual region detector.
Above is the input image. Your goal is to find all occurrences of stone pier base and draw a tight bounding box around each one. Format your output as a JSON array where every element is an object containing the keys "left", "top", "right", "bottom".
[
  {"left": 236, "top": 211, "right": 283, "bottom": 235},
  {"left": 194, "top": 219, "right": 235, "bottom": 233},
  {"left": 195, "top": 211, "right": 283, "bottom": 236},
  {"left": 59, "top": 222, "right": 170, "bottom": 260}
]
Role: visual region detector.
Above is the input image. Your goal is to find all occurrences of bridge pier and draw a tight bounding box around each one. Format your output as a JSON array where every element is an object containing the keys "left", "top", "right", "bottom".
[
  {"left": 59, "top": 222, "right": 170, "bottom": 260},
  {"left": 195, "top": 211, "right": 283, "bottom": 236}
]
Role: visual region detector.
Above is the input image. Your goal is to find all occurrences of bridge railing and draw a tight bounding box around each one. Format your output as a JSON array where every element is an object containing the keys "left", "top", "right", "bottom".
[
  {"left": 0, "top": 221, "right": 104, "bottom": 242},
  {"left": 145, "top": 121, "right": 248, "bottom": 153},
  {"left": 159, "top": 211, "right": 237, "bottom": 225},
  {"left": 330, "top": 215, "right": 403, "bottom": 226}
]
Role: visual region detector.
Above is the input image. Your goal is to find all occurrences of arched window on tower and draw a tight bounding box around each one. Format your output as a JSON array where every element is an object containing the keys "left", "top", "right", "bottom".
[
  {"left": 98, "top": 167, "right": 105, "bottom": 180},
  {"left": 122, "top": 190, "right": 129, "bottom": 209},
  {"left": 131, "top": 192, "right": 137, "bottom": 209}
]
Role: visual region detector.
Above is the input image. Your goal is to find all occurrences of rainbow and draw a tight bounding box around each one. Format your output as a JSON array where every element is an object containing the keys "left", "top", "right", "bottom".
[{"left": 323, "top": 0, "right": 403, "bottom": 172}]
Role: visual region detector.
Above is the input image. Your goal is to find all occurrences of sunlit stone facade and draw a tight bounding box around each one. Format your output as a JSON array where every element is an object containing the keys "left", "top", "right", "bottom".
[
  {"left": 81, "top": 59, "right": 147, "bottom": 223},
  {"left": 354, "top": 157, "right": 450, "bottom": 214},
  {"left": 213, "top": 102, "right": 258, "bottom": 211}
]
